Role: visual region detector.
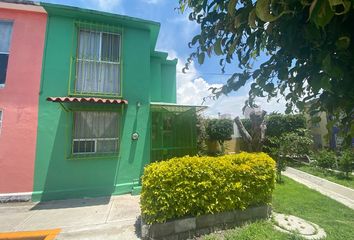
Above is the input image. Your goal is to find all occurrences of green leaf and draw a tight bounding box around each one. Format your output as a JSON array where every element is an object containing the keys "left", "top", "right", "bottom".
[
  {"left": 328, "top": 0, "right": 351, "bottom": 15},
  {"left": 198, "top": 52, "right": 205, "bottom": 64},
  {"left": 308, "top": 77, "right": 322, "bottom": 93},
  {"left": 322, "top": 54, "right": 331, "bottom": 73},
  {"left": 228, "top": 0, "right": 237, "bottom": 16},
  {"left": 264, "top": 83, "right": 274, "bottom": 92},
  {"left": 248, "top": 9, "right": 257, "bottom": 28},
  {"left": 191, "top": 35, "right": 200, "bottom": 46},
  {"left": 335, "top": 36, "right": 351, "bottom": 49},
  {"left": 234, "top": 14, "right": 242, "bottom": 29},
  {"left": 214, "top": 38, "right": 223, "bottom": 56},
  {"left": 228, "top": 40, "right": 237, "bottom": 56},
  {"left": 320, "top": 75, "right": 331, "bottom": 90},
  {"left": 256, "top": 0, "right": 290, "bottom": 22},
  {"left": 309, "top": 0, "right": 334, "bottom": 27}
]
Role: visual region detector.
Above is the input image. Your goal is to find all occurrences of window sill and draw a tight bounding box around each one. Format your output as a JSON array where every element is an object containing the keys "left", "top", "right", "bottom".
[{"left": 67, "top": 153, "right": 120, "bottom": 160}]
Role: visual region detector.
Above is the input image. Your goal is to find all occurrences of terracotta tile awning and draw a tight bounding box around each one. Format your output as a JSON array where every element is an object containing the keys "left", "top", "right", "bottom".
[{"left": 47, "top": 97, "right": 128, "bottom": 105}]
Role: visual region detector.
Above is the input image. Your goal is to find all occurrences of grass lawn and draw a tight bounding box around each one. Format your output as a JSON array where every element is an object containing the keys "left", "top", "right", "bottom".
[
  {"left": 291, "top": 163, "right": 354, "bottom": 190},
  {"left": 201, "top": 177, "right": 354, "bottom": 240}
]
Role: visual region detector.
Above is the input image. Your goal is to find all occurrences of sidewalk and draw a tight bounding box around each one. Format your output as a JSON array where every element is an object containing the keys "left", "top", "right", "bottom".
[
  {"left": 0, "top": 194, "right": 141, "bottom": 239},
  {"left": 284, "top": 167, "right": 354, "bottom": 210}
]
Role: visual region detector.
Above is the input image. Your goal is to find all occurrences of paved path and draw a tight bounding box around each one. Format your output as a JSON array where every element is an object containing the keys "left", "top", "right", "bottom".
[
  {"left": 0, "top": 194, "right": 141, "bottom": 239},
  {"left": 284, "top": 167, "right": 354, "bottom": 210}
]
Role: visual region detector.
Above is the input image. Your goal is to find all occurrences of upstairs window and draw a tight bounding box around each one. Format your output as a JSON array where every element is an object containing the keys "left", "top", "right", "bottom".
[
  {"left": 72, "top": 111, "right": 119, "bottom": 155},
  {"left": 75, "top": 29, "right": 121, "bottom": 95},
  {"left": 0, "top": 21, "right": 13, "bottom": 87}
]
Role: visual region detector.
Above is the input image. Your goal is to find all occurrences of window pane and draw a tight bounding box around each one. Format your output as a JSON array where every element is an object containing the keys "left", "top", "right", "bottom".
[
  {"left": 78, "top": 30, "right": 100, "bottom": 60},
  {"left": 76, "top": 61, "right": 120, "bottom": 94},
  {"left": 73, "top": 140, "right": 95, "bottom": 153},
  {"left": 0, "top": 54, "right": 9, "bottom": 85},
  {"left": 0, "top": 21, "right": 13, "bottom": 53},
  {"left": 101, "top": 33, "right": 120, "bottom": 62},
  {"left": 73, "top": 111, "right": 119, "bottom": 154},
  {"left": 97, "top": 139, "right": 117, "bottom": 153}
]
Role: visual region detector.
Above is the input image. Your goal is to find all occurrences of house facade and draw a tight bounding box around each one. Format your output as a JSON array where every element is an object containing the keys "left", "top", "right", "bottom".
[
  {"left": 31, "top": 3, "right": 199, "bottom": 201},
  {"left": 0, "top": 1, "right": 47, "bottom": 198}
]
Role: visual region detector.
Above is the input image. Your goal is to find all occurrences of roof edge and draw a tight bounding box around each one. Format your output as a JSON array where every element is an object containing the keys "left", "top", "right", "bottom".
[
  {"left": 40, "top": 2, "right": 160, "bottom": 51},
  {"left": 0, "top": 0, "right": 46, "bottom": 13}
]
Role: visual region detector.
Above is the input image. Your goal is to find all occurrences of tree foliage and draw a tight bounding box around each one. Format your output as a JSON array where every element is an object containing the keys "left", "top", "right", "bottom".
[
  {"left": 312, "top": 149, "right": 337, "bottom": 169},
  {"left": 338, "top": 149, "right": 354, "bottom": 178},
  {"left": 271, "top": 128, "right": 313, "bottom": 182},
  {"left": 178, "top": 0, "right": 354, "bottom": 143},
  {"left": 206, "top": 118, "right": 234, "bottom": 153},
  {"left": 266, "top": 113, "right": 307, "bottom": 137}
]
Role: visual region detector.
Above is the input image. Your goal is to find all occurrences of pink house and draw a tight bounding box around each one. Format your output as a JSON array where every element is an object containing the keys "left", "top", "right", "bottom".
[{"left": 0, "top": 1, "right": 47, "bottom": 200}]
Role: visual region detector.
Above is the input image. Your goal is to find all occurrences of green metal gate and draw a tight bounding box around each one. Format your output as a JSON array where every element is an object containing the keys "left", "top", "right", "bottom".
[{"left": 150, "top": 103, "right": 199, "bottom": 162}]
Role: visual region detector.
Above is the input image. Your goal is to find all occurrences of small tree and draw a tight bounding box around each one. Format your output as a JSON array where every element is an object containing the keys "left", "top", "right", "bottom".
[
  {"left": 339, "top": 149, "right": 354, "bottom": 178},
  {"left": 275, "top": 129, "right": 313, "bottom": 182},
  {"left": 312, "top": 149, "right": 337, "bottom": 170},
  {"left": 206, "top": 119, "right": 233, "bottom": 154}
]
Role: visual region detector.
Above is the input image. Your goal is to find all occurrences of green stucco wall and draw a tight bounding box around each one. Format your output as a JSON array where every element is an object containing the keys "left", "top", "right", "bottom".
[
  {"left": 150, "top": 53, "right": 177, "bottom": 103},
  {"left": 33, "top": 4, "right": 176, "bottom": 201}
]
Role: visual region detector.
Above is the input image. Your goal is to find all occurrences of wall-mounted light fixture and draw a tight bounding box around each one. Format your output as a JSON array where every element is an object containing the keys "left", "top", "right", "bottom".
[
  {"left": 136, "top": 101, "right": 141, "bottom": 108},
  {"left": 132, "top": 132, "right": 139, "bottom": 140}
]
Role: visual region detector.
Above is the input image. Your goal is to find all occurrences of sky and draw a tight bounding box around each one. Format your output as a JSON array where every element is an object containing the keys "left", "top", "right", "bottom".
[{"left": 42, "top": 0, "right": 287, "bottom": 118}]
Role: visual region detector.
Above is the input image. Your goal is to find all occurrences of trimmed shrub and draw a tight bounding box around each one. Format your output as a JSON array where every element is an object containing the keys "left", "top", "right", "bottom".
[
  {"left": 312, "top": 149, "right": 337, "bottom": 169},
  {"left": 206, "top": 118, "right": 234, "bottom": 154},
  {"left": 140, "top": 152, "right": 276, "bottom": 224}
]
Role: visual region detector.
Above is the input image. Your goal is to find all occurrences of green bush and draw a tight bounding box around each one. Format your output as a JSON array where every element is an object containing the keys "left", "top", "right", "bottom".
[
  {"left": 312, "top": 149, "right": 337, "bottom": 169},
  {"left": 339, "top": 149, "right": 354, "bottom": 178},
  {"left": 206, "top": 118, "right": 234, "bottom": 154},
  {"left": 140, "top": 152, "right": 276, "bottom": 224}
]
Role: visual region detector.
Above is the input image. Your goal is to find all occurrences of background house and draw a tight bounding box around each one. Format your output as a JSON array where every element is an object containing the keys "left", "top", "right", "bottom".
[
  {"left": 0, "top": 1, "right": 47, "bottom": 200},
  {"left": 305, "top": 111, "right": 330, "bottom": 149}
]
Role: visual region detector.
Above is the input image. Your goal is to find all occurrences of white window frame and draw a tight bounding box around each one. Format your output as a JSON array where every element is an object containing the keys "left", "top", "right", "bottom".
[
  {"left": 72, "top": 137, "right": 120, "bottom": 155},
  {"left": 0, "top": 20, "right": 14, "bottom": 88},
  {"left": 72, "top": 138, "right": 97, "bottom": 154}
]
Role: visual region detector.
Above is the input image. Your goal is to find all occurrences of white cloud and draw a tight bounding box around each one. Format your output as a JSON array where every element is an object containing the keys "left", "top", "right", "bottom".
[
  {"left": 85, "top": 0, "right": 123, "bottom": 12},
  {"left": 203, "top": 94, "right": 287, "bottom": 119},
  {"left": 161, "top": 50, "right": 287, "bottom": 119}
]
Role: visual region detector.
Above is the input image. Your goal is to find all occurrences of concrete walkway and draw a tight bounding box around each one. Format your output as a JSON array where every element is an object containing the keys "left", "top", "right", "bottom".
[
  {"left": 0, "top": 194, "right": 141, "bottom": 239},
  {"left": 284, "top": 167, "right": 354, "bottom": 210}
]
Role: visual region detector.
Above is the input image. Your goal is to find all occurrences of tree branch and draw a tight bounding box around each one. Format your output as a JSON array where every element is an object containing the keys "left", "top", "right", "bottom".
[{"left": 234, "top": 117, "right": 252, "bottom": 143}]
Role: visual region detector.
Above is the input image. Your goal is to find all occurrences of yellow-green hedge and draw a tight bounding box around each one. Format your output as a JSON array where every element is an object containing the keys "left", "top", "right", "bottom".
[{"left": 141, "top": 152, "right": 276, "bottom": 224}]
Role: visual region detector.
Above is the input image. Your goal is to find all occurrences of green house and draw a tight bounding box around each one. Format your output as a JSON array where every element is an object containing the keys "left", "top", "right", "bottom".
[{"left": 33, "top": 3, "right": 203, "bottom": 201}]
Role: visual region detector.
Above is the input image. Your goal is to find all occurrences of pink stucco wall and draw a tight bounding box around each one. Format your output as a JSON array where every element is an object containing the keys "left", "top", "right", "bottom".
[{"left": 0, "top": 3, "right": 47, "bottom": 193}]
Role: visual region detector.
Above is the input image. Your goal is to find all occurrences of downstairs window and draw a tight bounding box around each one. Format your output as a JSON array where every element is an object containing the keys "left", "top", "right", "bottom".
[{"left": 72, "top": 111, "right": 119, "bottom": 155}]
